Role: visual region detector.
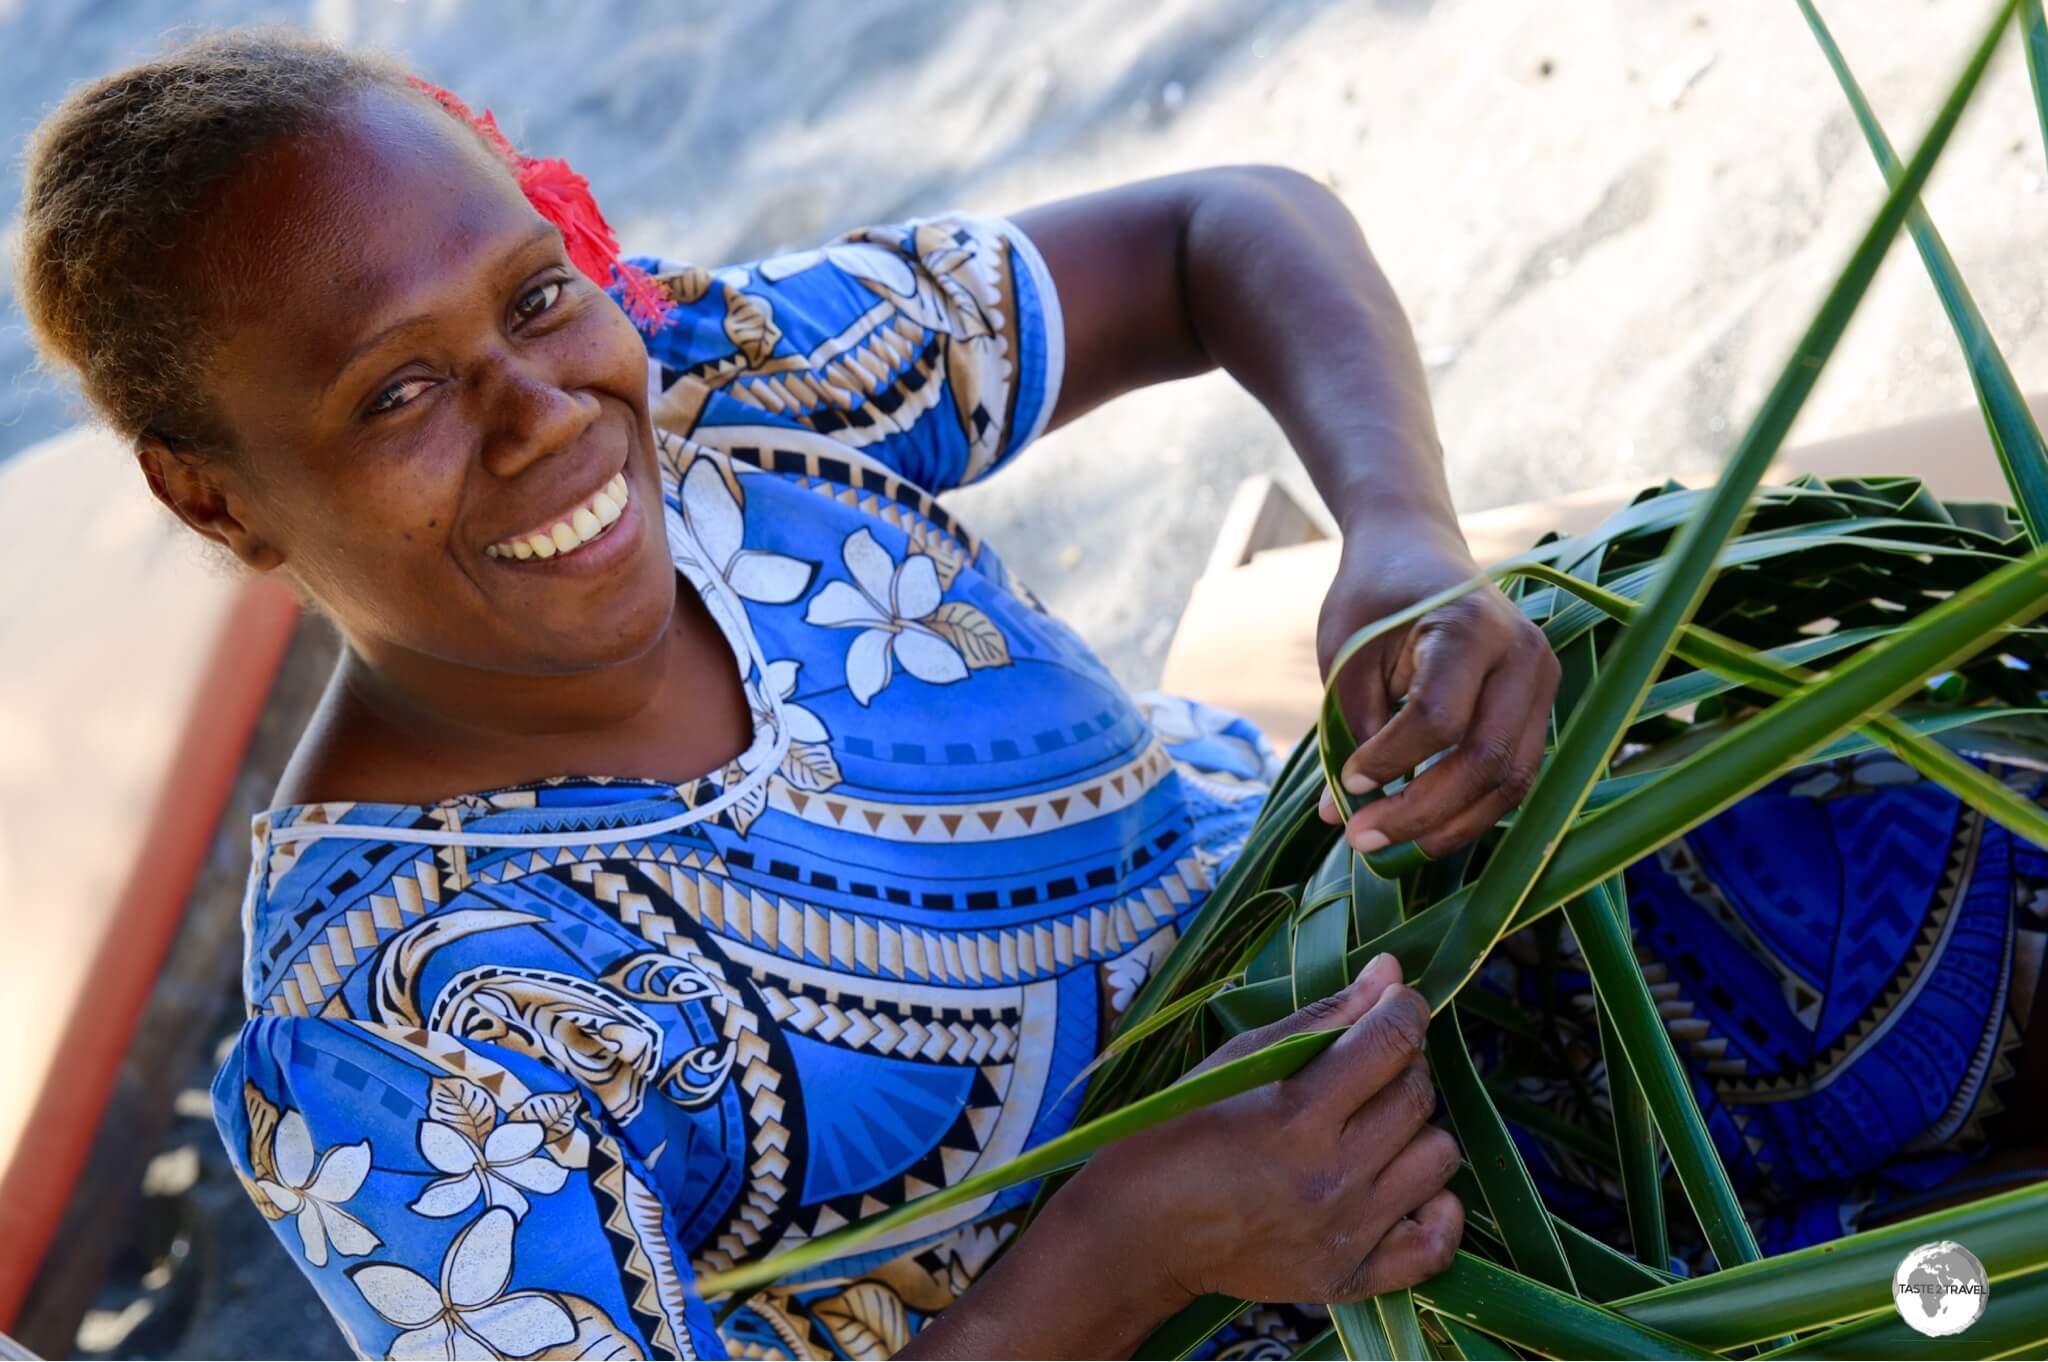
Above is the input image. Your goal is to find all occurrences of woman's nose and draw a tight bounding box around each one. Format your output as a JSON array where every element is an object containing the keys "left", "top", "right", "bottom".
[{"left": 476, "top": 355, "right": 599, "bottom": 479}]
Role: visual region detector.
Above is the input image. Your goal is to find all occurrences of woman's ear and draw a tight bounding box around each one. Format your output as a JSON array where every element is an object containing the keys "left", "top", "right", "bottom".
[{"left": 135, "top": 435, "right": 285, "bottom": 572}]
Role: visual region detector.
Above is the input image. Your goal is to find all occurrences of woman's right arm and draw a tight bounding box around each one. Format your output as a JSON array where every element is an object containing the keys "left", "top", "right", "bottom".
[{"left": 900, "top": 952, "right": 1464, "bottom": 1359}]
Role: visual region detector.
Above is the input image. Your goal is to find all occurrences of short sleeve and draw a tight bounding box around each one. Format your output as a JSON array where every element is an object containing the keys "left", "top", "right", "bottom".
[
  {"left": 621, "top": 212, "right": 1065, "bottom": 494},
  {"left": 212, "top": 1016, "right": 726, "bottom": 1359}
]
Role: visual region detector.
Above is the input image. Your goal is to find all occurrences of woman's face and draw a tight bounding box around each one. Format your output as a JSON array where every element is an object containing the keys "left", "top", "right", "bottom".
[{"left": 173, "top": 87, "right": 675, "bottom": 677}]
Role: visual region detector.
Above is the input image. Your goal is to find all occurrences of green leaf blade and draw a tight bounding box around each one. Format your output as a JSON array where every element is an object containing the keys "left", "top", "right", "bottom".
[
  {"left": 1590, "top": 890, "right": 1670, "bottom": 1273},
  {"left": 1611, "top": 1182, "right": 2048, "bottom": 1349},
  {"left": 1429, "top": 1011, "right": 1578, "bottom": 1292},
  {"left": 1800, "top": 0, "right": 2048, "bottom": 544},
  {"left": 1417, "top": 1253, "right": 1715, "bottom": 1360}
]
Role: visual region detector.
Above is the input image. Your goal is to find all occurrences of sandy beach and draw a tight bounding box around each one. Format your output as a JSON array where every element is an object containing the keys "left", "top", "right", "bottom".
[{"left": 6, "top": 0, "right": 2048, "bottom": 1355}]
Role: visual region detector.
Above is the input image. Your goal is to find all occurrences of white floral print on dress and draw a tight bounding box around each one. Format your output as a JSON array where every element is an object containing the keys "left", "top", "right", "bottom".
[
  {"left": 739, "top": 658, "right": 844, "bottom": 801},
  {"left": 409, "top": 1119, "right": 569, "bottom": 1221},
  {"left": 805, "top": 528, "right": 970, "bottom": 705},
  {"left": 680, "top": 457, "right": 816, "bottom": 607},
  {"left": 348, "top": 1207, "right": 575, "bottom": 1360},
  {"left": 256, "top": 1109, "right": 381, "bottom": 1268},
  {"left": 736, "top": 659, "right": 828, "bottom": 775}
]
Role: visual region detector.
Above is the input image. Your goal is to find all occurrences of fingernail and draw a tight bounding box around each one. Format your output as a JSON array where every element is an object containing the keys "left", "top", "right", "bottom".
[
  {"left": 1343, "top": 771, "right": 1378, "bottom": 795},
  {"left": 1350, "top": 828, "right": 1390, "bottom": 854},
  {"left": 1355, "top": 952, "right": 1395, "bottom": 984}
]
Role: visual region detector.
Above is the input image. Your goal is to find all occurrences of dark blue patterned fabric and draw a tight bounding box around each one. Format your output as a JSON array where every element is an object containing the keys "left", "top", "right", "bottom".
[{"left": 1480, "top": 749, "right": 2043, "bottom": 1271}]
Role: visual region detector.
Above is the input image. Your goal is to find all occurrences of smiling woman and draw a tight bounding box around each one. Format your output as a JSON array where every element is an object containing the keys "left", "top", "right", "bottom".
[
  {"left": 14, "top": 25, "right": 1571, "bottom": 1361},
  {"left": 22, "top": 15, "right": 2048, "bottom": 1362}
]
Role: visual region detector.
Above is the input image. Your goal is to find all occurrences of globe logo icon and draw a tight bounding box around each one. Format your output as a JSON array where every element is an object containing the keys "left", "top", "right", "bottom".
[{"left": 1892, "top": 1240, "right": 1989, "bottom": 1337}]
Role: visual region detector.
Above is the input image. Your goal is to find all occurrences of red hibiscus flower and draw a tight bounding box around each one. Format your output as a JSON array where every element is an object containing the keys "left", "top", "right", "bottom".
[
  {"left": 407, "top": 77, "right": 668, "bottom": 333},
  {"left": 514, "top": 155, "right": 620, "bottom": 286}
]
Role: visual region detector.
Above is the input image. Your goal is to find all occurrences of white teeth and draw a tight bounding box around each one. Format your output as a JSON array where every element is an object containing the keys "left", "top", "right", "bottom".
[{"left": 489, "top": 471, "right": 633, "bottom": 561}]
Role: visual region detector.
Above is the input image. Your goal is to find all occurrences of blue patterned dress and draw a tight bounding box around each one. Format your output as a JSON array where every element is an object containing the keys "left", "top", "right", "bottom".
[{"left": 212, "top": 215, "right": 1293, "bottom": 1360}]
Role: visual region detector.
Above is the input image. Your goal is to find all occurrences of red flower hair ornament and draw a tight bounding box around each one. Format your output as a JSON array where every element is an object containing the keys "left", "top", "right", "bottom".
[{"left": 409, "top": 77, "right": 673, "bottom": 335}]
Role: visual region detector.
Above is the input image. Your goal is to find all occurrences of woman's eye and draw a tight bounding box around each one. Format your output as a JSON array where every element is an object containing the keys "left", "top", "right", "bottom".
[
  {"left": 367, "top": 376, "right": 435, "bottom": 416},
  {"left": 515, "top": 281, "right": 564, "bottom": 322}
]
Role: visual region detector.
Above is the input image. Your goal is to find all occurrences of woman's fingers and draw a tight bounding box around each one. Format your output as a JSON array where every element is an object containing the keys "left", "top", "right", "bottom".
[
  {"left": 1325, "top": 592, "right": 1561, "bottom": 856},
  {"left": 1350, "top": 677, "right": 1550, "bottom": 856},
  {"left": 1410, "top": 703, "right": 1549, "bottom": 857},
  {"left": 1331, "top": 1056, "right": 1439, "bottom": 1184},
  {"left": 1340, "top": 656, "right": 1533, "bottom": 852},
  {"left": 1338, "top": 624, "right": 1489, "bottom": 800},
  {"left": 1284, "top": 974, "right": 1431, "bottom": 1122},
  {"left": 1364, "top": 1122, "right": 1463, "bottom": 1208},
  {"left": 1333, "top": 1189, "right": 1465, "bottom": 1302},
  {"left": 1078, "top": 945, "right": 1462, "bottom": 1312},
  {"left": 1195, "top": 953, "right": 1404, "bottom": 1076}
]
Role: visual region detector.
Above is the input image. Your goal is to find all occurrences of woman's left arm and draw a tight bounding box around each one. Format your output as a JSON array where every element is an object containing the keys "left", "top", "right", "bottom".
[{"left": 1014, "top": 167, "right": 1560, "bottom": 858}]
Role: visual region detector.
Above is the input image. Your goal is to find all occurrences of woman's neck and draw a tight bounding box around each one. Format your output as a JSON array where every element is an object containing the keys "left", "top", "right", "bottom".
[{"left": 270, "top": 581, "right": 753, "bottom": 808}]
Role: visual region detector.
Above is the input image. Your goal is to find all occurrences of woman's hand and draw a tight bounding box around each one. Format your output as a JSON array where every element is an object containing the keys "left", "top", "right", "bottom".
[
  {"left": 1061, "top": 952, "right": 1463, "bottom": 1311},
  {"left": 900, "top": 961, "right": 1460, "bottom": 1360},
  {"left": 1315, "top": 532, "right": 1560, "bottom": 858},
  {"left": 902, "top": 956, "right": 1460, "bottom": 1359}
]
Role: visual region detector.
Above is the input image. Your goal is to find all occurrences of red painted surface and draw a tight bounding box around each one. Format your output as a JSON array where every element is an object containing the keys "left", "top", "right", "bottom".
[{"left": 0, "top": 576, "right": 299, "bottom": 1329}]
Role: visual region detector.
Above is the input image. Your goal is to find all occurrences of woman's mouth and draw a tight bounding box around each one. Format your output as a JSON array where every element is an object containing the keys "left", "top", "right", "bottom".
[{"left": 484, "top": 474, "right": 630, "bottom": 561}]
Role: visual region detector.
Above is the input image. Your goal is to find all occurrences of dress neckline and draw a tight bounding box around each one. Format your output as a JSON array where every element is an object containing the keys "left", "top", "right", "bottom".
[{"left": 255, "top": 437, "right": 791, "bottom": 851}]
